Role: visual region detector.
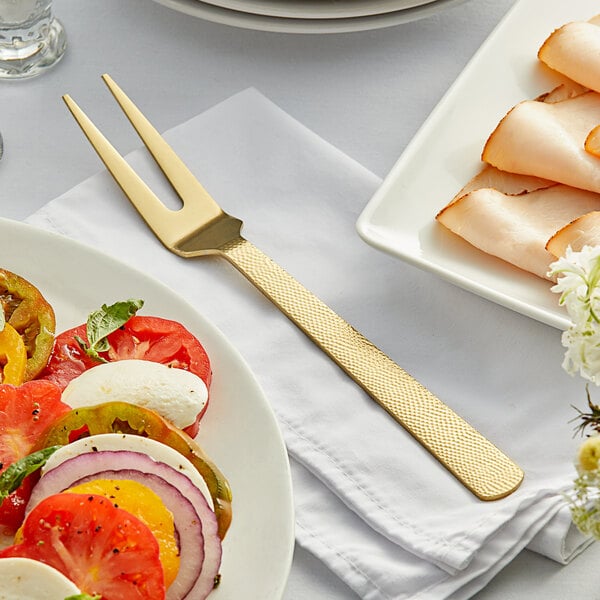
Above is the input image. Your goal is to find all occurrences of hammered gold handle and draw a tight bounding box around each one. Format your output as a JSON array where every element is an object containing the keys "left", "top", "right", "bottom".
[{"left": 220, "top": 236, "right": 523, "bottom": 500}]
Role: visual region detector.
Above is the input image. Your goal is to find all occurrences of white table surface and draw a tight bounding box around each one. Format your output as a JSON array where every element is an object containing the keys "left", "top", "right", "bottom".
[{"left": 1, "top": 0, "right": 598, "bottom": 597}]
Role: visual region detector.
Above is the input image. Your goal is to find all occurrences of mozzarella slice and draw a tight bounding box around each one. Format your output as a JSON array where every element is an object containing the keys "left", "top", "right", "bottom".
[
  {"left": 0, "top": 557, "right": 80, "bottom": 599},
  {"left": 62, "top": 359, "right": 208, "bottom": 429}
]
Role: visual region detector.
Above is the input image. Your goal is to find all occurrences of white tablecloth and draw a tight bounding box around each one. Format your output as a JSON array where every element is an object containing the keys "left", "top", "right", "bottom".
[{"left": 2, "top": 0, "right": 600, "bottom": 597}]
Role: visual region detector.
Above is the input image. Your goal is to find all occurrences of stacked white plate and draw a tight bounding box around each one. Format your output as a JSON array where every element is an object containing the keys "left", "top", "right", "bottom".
[{"left": 152, "top": 0, "right": 469, "bottom": 33}]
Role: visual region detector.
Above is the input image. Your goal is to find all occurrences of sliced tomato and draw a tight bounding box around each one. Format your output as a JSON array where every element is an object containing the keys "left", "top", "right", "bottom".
[
  {"left": 0, "top": 380, "right": 71, "bottom": 536},
  {"left": 108, "top": 317, "right": 211, "bottom": 381},
  {"left": 0, "top": 268, "right": 56, "bottom": 381},
  {"left": 0, "top": 476, "right": 34, "bottom": 535},
  {"left": 0, "top": 323, "right": 27, "bottom": 385},
  {"left": 65, "top": 479, "right": 180, "bottom": 588},
  {"left": 42, "top": 316, "right": 211, "bottom": 387},
  {"left": 38, "top": 323, "right": 96, "bottom": 386},
  {"left": 0, "top": 493, "right": 166, "bottom": 600},
  {"left": 0, "top": 380, "right": 70, "bottom": 467},
  {"left": 42, "top": 315, "right": 212, "bottom": 389}
]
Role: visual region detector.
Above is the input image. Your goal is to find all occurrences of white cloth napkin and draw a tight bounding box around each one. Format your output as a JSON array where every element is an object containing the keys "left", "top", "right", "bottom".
[{"left": 26, "top": 88, "right": 592, "bottom": 599}]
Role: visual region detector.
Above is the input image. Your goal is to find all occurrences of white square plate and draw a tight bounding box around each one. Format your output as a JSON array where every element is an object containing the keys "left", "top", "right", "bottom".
[{"left": 357, "top": 0, "right": 600, "bottom": 330}]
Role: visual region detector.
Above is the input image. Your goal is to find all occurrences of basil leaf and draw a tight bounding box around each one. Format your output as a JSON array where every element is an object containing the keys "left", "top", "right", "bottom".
[
  {"left": 64, "top": 595, "right": 102, "bottom": 600},
  {"left": 78, "top": 298, "right": 144, "bottom": 362},
  {"left": 0, "top": 446, "right": 62, "bottom": 503}
]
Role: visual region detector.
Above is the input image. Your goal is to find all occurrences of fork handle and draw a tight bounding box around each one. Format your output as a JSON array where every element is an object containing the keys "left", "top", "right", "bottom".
[{"left": 219, "top": 236, "right": 523, "bottom": 500}]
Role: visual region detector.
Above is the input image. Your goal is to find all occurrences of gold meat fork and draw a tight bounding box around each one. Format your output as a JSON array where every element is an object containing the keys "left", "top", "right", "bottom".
[{"left": 63, "top": 74, "right": 524, "bottom": 501}]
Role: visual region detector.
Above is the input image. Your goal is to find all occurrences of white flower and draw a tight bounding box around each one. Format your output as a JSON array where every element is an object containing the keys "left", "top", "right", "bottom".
[
  {"left": 549, "top": 245, "right": 600, "bottom": 384},
  {"left": 560, "top": 326, "right": 600, "bottom": 383}
]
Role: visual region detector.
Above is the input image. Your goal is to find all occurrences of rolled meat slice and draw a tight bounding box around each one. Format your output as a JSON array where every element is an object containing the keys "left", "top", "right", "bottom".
[
  {"left": 538, "top": 15, "right": 600, "bottom": 94},
  {"left": 482, "top": 91, "right": 600, "bottom": 193},
  {"left": 436, "top": 167, "right": 600, "bottom": 279}
]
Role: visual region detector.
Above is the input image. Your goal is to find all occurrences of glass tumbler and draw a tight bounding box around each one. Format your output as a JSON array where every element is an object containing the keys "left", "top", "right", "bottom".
[{"left": 0, "top": 0, "right": 66, "bottom": 79}]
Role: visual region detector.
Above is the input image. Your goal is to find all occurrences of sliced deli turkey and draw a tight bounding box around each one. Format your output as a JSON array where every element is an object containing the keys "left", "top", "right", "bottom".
[
  {"left": 481, "top": 91, "right": 600, "bottom": 194},
  {"left": 538, "top": 14, "right": 600, "bottom": 94},
  {"left": 436, "top": 167, "right": 600, "bottom": 280},
  {"left": 435, "top": 12, "right": 600, "bottom": 280}
]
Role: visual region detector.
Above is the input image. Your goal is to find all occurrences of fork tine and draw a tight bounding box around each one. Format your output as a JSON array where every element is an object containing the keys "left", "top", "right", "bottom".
[
  {"left": 63, "top": 93, "right": 180, "bottom": 247},
  {"left": 101, "top": 74, "right": 222, "bottom": 222}
]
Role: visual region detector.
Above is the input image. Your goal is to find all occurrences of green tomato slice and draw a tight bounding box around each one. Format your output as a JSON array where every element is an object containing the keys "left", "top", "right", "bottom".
[{"left": 0, "top": 268, "right": 56, "bottom": 381}]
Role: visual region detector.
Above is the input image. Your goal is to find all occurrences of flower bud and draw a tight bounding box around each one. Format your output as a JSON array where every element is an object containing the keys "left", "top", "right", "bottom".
[{"left": 578, "top": 436, "right": 600, "bottom": 471}]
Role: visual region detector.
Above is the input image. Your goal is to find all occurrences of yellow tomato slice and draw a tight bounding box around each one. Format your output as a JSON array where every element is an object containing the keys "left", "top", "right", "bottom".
[
  {"left": 65, "top": 479, "right": 180, "bottom": 588},
  {"left": 0, "top": 323, "right": 27, "bottom": 385}
]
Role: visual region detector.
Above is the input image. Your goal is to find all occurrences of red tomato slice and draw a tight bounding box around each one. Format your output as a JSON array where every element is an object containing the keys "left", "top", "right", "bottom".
[
  {"left": 0, "top": 476, "right": 34, "bottom": 535},
  {"left": 0, "top": 380, "right": 71, "bottom": 535},
  {"left": 0, "top": 493, "right": 166, "bottom": 600},
  {"left": 42, "top": 316, "right": 211, "bottom": 388},
  {"left": 40, "top": 316, "right": 212, "bottom": 436}
]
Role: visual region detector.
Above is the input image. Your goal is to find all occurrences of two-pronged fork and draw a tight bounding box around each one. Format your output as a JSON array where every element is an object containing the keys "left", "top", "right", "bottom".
[{"left": 63, "top": 74, "right": 524, "bottom": 501}]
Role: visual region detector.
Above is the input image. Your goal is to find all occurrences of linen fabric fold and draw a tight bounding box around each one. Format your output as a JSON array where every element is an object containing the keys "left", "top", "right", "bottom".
[{"left": 26, "top": 88, "right": 590, "bottom": 598}]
